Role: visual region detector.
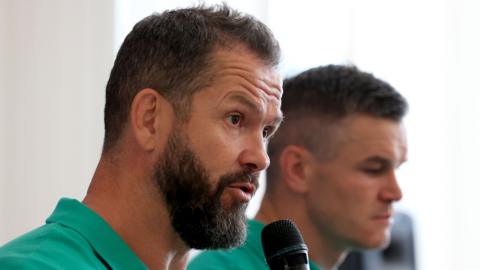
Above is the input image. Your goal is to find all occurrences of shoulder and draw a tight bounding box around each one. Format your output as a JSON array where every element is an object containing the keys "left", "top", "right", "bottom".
[
  {"left": 0, "top": 224, "right": 104, "bottom": 269},
  {"left": 187, "top": 247, "right": 266, "bottom": 270}
]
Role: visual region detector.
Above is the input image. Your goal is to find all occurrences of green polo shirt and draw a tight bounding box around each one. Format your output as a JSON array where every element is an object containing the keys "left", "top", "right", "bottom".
[
  {"left": 187, "top": 219, "right": 321, "bottom": 270},
  {"left": 0, "top": 198, "right": 147, "bottom": 269}
]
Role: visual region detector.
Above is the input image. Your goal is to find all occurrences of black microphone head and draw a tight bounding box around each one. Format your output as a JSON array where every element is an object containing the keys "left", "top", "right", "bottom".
[{"left": 261, "top": 219, "right": 308, "bottom": 264}]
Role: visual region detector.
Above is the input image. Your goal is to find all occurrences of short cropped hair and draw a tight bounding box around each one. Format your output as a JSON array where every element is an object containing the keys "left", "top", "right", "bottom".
[
  {"left": 267, "top": 65, "right": 408, "bottom": 184},
  {"left": 103, "top": 4, "right": 281, "bottom": 152}
]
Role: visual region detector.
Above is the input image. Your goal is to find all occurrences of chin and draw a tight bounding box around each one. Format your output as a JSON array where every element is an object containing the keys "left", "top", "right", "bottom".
[
  {"left": 364, "top": 234, "right": 391, "bottom": 250},
  {"left": 352, "top": 229, "right": 390, "bottom": 250}
]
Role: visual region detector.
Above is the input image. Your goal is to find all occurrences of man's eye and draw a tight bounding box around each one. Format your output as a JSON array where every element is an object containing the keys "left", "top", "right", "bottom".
[
  {"left": 228, "top": 114, "right": 242, "bottom": 126},
  {"left": 363, "top": 168, "right": 384, "bottom": 175},
  {"left": 262, "top": 126, "right": 272, "bottom": 139}
]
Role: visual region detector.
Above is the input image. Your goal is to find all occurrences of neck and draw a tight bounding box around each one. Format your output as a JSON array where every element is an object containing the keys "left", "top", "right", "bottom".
[
  {"left": 83, "top": 155, "right": 190, "bottom": 270},
  {"left": 254, "top": 192, "right": 280, "bottom": 225},
  {"left": 256, "top": 189, "right": 347, "bottom": 270}
]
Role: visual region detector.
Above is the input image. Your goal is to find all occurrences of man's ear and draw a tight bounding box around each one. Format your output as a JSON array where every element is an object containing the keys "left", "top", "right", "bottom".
[
  {"left": 129, "top": 88, "right": 174, "bottom": 152},
  {"left": 279, "top": 145, "right": 311, "bottom": 194}
]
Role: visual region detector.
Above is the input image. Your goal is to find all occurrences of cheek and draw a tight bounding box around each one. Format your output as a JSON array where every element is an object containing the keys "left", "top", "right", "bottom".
[
  {"left": 312, "top": 172, "right": 359, "bottom": 203},
  {"left": 189, "top": 131, "right": 241, "bottom": 177},
  {"left": 310, "top": 173, "right": 376, "bottom": 220}
]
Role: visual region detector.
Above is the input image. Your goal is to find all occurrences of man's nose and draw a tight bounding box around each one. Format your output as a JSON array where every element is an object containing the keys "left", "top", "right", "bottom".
[
  {"left": 379, "top": 171, "right": 403, "bottom": 203},
  {"left": 238, "top": 138, "right": 270, "bottom": 172}
]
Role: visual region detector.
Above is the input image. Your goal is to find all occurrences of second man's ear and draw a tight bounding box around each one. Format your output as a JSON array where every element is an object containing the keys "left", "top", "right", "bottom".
[
  {"left": 129, "top": 88, "right": 175, "bottom": 152},
  {"left": 279, "top": 145, "right": 311, "bottom": 194}
]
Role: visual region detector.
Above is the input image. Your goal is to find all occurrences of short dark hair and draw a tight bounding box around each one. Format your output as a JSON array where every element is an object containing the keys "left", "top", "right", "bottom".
[
  {"left": 267, "top": 65, "right": 408, "bottom": 183},
  {"left": 103, "top": 4, "right": 281, "bottom": 152}
]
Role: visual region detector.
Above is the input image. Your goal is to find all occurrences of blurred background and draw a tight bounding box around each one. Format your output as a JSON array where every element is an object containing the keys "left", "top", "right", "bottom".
[{"left": 1, "top": 0, "right": 479, "bottom": 269}]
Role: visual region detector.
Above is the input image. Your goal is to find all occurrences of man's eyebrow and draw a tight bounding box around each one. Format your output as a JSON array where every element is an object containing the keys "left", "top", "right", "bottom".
[
  {"left": 364, "top": 156, "right": 391, "bottom": 166},
  {"left": 364, "top": 155, "right": 406, "bottom": 167},
  {"left": 228, "top": 94, "right": 263, "bottom": 114},
  {"left": 271, "top": 114, "right": 284, "bottom": 128},
  {"left": 227, "top": 94, "right": 283, "bottom": 127}
]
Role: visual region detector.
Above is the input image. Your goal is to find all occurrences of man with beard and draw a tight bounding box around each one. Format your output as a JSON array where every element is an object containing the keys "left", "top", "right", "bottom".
[
  {"left": 0, "top": 4, "right": 283, "bottom": 270},
  {"left": 188, "top": 65, "right": 408, "bottom": 270}
]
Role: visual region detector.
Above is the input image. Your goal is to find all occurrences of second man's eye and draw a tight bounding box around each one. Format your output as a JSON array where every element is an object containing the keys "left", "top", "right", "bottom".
[{"left": 228, "top": 114, "right": 242, "bottom": 126}]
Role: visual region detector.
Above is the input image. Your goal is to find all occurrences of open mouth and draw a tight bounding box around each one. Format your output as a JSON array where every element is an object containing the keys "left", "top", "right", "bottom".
[
  {"left": 239, "top": 183, "right": 255, "bottom": 194},
  {"left": 226, "top": 182, "right": 256, "bottom": 202}
]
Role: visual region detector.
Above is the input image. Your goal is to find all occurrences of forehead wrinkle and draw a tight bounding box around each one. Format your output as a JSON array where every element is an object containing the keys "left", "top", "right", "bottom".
[
  {"left": 216, "top": 63, "right": 282, "bottom": 100},
  {"left": 256, "top": 77, "right": 282, "bottom": 100},
  {"left": 211, "top": 45, "right": 282, "bottom": 94}
]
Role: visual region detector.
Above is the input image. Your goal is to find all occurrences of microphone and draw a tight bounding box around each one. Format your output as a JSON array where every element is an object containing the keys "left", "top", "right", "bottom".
[{"left": 261, "top": 219, "right": 310, "bottom": 270}]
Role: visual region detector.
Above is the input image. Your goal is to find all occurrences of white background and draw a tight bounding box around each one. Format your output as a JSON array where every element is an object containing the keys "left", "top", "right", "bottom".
[{"left": 2, "top": 1, "right": 480, "bottom": 269}]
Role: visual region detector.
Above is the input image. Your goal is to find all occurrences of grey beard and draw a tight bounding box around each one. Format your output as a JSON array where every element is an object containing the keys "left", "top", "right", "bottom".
[{"left": 154, "top": 133, "right": 255, "bottom": 249}]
